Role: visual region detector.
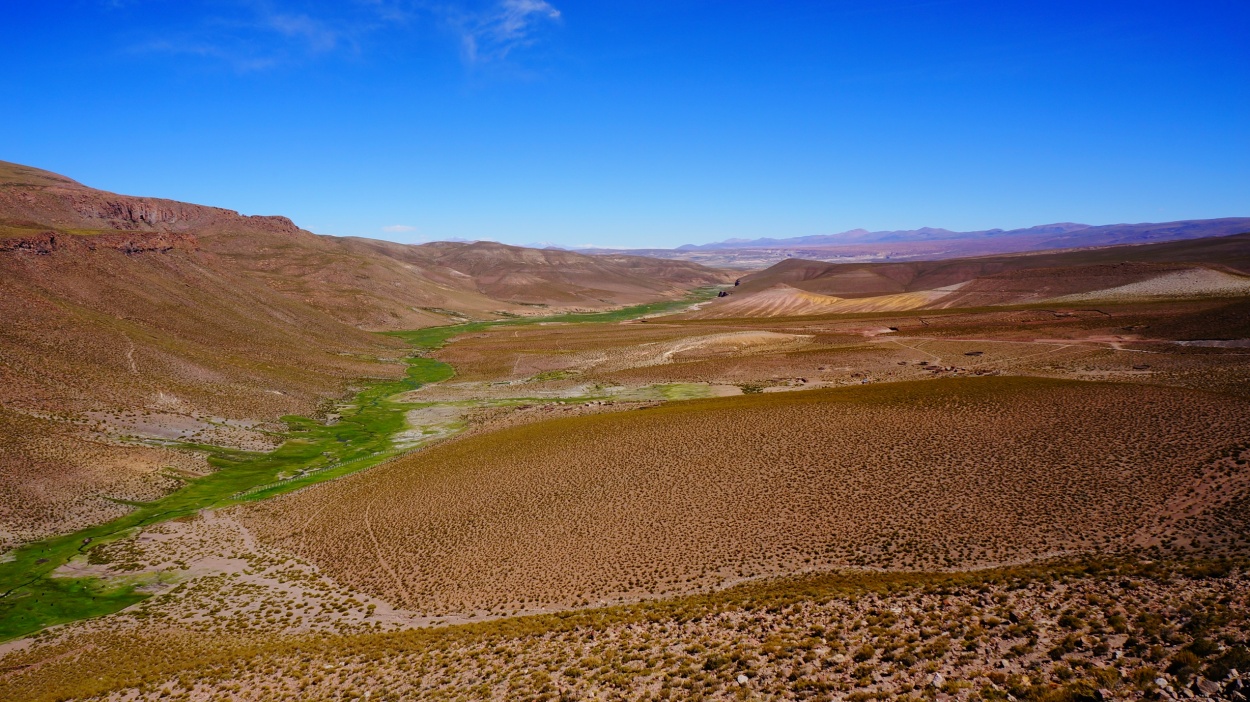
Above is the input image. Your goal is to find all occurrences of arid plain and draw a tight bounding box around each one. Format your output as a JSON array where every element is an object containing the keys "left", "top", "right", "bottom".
[{"left": 2, "top": 162, "right": 1250, "bottom": 701}]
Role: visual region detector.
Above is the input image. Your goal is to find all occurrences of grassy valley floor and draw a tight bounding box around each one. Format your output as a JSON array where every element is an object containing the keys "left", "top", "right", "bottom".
[{"left": 0, "top": 291, "right": 720, "bottom": 642}]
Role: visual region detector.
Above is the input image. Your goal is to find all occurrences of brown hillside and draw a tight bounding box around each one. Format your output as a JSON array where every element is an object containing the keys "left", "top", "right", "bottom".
[
  {"left": 0, "top": 159, "right": 520, "bottom": 329},
  {"left": 391, "top": 240, "right": 731, "bottom": 307},
  {"left": 0, "top": 224, "right": 410, "bottom": 547},
  {"left": 1, "top": 159, "right": 727, "bottom": 328},
  {"left": 0, "top": 160, "right": 724, "bottom": 546},
  {"left": 931, "top": 262, "right": 1250, "bottom": 308}
]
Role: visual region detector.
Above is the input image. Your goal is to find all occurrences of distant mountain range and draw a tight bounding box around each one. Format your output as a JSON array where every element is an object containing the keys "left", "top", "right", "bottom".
[
  {"left": 677, "top": 219, "right": 1250, "bottom": 251},
  {"left": 573, "top": 218, "right": 1250, "bottom": 268},
  {"left": 675, "top": 223, "right": 1083, "bottom": 250}
]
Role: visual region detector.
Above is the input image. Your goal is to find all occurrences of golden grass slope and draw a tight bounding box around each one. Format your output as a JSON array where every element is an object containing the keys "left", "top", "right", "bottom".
[
  {"left": 242, "top": 377, "right": 1250, "bottom": 618},
  {"left": 688, "top": 284, "right": 955, "bottom": 318},
  {"left": 929, "top": 262, "right": 1247, "bottom": 309},
  {"left": 691, "top": 285, "right": 847, "bottom": 317},
  {"left": 711, "top": 234, "right": 1250, "bottom": 318}
]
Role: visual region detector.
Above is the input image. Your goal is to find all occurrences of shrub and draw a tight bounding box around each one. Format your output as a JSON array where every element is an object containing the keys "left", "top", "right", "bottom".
[
  {"left": 852, "top": 644, "right": 876, "bottom": 662},
  {"left": 1166, "top": 650, "right": 1202, "bottom": 684}
]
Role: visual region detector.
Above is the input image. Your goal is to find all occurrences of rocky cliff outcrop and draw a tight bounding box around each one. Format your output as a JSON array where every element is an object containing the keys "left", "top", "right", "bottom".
[
  {"left": 0, "top": 159, "right": 306, "bottom": 239},
  {"left": 0, "top": 230, "right": 199, "bottom": 255},
  {"left": 0, "top": 231, "right": 58, "bottom": 254},
  {"left": 69, "top": 194, "right": 302, "bottom": 235}
]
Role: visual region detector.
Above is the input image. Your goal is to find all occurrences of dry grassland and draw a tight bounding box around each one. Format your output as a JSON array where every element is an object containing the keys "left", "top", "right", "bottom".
[
  {"left": 3, "top": 295, "right": 1250, "bottom": 701},
  {"left": 421, "top": 297, "right": 1250, "bottom": 404},
  {"left": 242, "top": 377, "right": 1250, "bottom": 619},
  {"left": 0, "top": 408, "right": 208, "bottom": 549},
  {"left": 2, "top": 558, "right": 1245, "bottom": 701},
  {"left": 594, "top": 343, "right": 905, "bottom": 387},
  {"left": 59, "top": 509, "right": 420, "bottom": 637},
  {"left": 430, "top": 323, "right": 742, "bottom": 381}
]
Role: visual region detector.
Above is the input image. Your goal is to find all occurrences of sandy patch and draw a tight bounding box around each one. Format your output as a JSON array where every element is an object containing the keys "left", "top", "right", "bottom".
[
  {"left": 85, "top": 410, "right": 281, "bottom": 452},
  {"left": 45, "top": 510, "right": 426, "bottom": 637},
  {"left": 393, "top": 404, "right": 468, "bottom": 449}
]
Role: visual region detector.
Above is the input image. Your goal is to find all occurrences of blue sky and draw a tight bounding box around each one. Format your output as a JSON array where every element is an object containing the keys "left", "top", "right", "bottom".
[{"left": 2, "top": 1, "right": 1247, "bottom": 248}]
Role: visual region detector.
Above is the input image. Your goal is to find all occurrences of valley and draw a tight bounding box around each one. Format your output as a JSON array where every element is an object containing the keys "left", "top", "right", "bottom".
[
  {"left": 6, "top": 3, "right": 1249, "bottom": 698},
  {"left": 5, "top": 280, "right": 1250, "bottom": 700},
  {"left": 0, "top": 290, "right": 722, "bottom": 643},
  {"left": 1, "top": 162, "right": 1249, "bottom": 701}
]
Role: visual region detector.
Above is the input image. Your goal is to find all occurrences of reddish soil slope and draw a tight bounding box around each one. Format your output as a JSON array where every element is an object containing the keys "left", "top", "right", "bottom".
[
  {"left": 345, "top": 238, "right": 731, "bottom": 308},
  {"left": 0, "top": 160, "right": 725, "bottom": 545}
]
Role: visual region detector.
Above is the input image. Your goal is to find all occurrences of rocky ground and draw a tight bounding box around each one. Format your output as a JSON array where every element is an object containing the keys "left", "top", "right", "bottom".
[{"left": 0, "top": 558, "right": 1245, "bottom": 701}]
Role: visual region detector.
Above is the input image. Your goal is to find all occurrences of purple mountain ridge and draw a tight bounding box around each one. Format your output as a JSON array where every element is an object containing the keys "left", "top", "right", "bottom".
[{"left": 676, "top": 219, "right": 1250, "bottom": 251}]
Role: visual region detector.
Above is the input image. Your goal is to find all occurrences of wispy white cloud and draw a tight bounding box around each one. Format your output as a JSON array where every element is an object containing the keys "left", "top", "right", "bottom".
[
  {"left": 263, "top": 12, "right": 341, "bottom": 53},
  {"left": 121, "top": 0, "right": 561, "bottom": 71},
  {"left": 126, "top": 2, "right": 355, "bottom": 71},
  {"left": 355, "top": 0, "right": 419, "bottom": 25},
  {"left": 458, "top": 0, "right": 562, "bottom": 64},
  {"left": 382, "top": 224, "right": 418, "bottom": 232}
]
